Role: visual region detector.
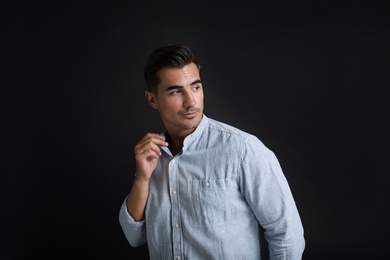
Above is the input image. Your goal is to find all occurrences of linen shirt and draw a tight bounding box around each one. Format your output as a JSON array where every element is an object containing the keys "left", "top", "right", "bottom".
[{"left": 119, "top": 115, "right": 305, "bottom": 259}]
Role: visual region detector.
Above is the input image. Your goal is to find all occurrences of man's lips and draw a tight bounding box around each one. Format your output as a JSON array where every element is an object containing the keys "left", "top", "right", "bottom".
[{"left": 181, "top": 111, "right": 198, "bottom": 118}]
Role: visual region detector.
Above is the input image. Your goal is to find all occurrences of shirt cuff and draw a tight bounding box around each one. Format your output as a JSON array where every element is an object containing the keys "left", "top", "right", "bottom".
[{"left": 119, "top": 196, "right": 145, "bottom": 230}]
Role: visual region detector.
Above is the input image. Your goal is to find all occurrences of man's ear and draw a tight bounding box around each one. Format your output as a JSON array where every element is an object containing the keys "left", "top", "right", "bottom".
[{"left": 145, "top": 91, "right": 158, "bottom": 109}]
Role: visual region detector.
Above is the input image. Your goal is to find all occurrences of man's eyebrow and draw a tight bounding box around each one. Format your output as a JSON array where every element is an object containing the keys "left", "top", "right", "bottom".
[
  {"left": 191, "top": 79, "right": 202, "bottom": 85},
  {"left": 165, "top": 80, "right": 202, "bottom": 91},
  {"left": 165, "top": 85, "right": 183, "bottom": 91}
]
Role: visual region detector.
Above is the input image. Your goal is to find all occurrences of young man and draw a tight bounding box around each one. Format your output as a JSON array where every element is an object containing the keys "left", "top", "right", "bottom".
[{"left": 119, "top": 44, "right": 305, "bottom": 259}]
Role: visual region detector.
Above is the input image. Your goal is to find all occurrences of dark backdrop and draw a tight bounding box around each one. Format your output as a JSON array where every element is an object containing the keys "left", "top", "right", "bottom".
[{"left": 2, "top": 1, "right": 389, "bottom": 259}]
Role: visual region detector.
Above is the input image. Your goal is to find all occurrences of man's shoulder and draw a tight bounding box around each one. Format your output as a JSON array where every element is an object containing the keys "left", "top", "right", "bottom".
[
  {"left": 206, "top": 117, "right": 253, "bottom": 139},
  {"left": 204, "top": 116, "right": 270, "bottom": 152}
]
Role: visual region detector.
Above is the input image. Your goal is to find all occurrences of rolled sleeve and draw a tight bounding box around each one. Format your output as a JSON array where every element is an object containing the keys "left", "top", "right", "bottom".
[{"left": 118, "top": 197, "right": 147, "bottom": 247}]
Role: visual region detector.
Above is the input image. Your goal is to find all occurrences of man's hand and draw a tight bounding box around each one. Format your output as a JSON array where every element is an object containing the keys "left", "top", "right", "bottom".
[
  {"left": 134, "top": 133, "right": 168, "bottom": 181},
  {"left": 127, "top": 133, "right": 168, "bottom": 221}
]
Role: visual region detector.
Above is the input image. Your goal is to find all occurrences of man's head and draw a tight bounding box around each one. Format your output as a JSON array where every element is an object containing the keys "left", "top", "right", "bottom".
[
  {"left": 144, "top": 44, "right": 204, "bottom": 138},
  {"left": 144, "top": 44, "right": 201, "bottom": 95}
]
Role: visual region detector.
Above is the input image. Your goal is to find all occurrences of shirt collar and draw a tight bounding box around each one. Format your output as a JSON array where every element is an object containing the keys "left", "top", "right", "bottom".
[
  {"left": 182, "top": 114, "right": 208, "bottom": 151},
  {"left": 161, "top": 114, "right": 209, "bottom": 155}
]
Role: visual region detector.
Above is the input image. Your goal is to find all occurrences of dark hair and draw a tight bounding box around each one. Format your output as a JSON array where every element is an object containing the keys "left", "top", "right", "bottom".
[{"left": 143, "top": 44, "right": 201, "bottom": 94}]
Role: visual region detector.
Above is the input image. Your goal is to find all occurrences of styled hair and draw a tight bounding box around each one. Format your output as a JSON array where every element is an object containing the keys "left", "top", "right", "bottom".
[{"left": 143, "top": 44, "right": 201, "bottom": 94}]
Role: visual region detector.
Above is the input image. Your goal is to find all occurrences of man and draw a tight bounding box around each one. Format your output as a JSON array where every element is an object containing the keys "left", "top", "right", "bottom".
[{"left": 119, "top": 44, "right": 305, "bottom": 259}]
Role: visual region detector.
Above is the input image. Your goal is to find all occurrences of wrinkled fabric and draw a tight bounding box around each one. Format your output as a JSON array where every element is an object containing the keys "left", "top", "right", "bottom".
[{"left": 119, "top": 115, "right": 305, "bottom": 259}]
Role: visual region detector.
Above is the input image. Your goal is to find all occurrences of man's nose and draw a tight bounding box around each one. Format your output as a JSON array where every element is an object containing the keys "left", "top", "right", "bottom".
[{"left": 184, "top": 92, "right": 196, "bottom": 107}]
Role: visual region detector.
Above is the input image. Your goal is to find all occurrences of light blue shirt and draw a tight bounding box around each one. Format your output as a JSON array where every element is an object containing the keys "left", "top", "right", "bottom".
[{"left": 119, "top": 115, "right": 305, "bottom": 259}]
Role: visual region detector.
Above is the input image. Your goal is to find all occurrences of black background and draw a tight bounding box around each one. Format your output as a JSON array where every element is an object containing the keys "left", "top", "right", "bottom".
[{"left": 2, "top": 1, "right": 389, "bottom": 259}]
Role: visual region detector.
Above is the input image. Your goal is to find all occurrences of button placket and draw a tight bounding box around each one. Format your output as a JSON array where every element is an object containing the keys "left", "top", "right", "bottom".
[{"left": 169, "top": 158, "right": 182, "bottom": 259}]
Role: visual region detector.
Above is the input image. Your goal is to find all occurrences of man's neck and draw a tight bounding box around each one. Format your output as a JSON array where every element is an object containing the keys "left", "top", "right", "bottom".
[
  {"left": 165, "top": 131, "right": 190, "bottom": 156},
  {"left": 168, "top": 140, "right": 182, "bottom": 156}
]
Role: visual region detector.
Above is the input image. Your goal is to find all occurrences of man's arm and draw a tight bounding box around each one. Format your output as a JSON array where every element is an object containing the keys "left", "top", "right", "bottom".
[
  {"left": 240, "top": 135, "right": 305, "bottom": 259},
  {"left": 119, "top": 133, "right": 168, "bottom": 246},
  {"left": 126, "top": 133, "right": 168, "bottom": 220}
]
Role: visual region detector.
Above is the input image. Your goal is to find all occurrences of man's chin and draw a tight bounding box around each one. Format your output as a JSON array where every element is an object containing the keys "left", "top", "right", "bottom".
[{"left": 182, "top": 117, "right": 202, "bottom": 129}]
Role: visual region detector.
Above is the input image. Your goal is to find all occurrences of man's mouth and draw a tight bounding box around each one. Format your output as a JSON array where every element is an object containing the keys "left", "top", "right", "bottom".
[
  {"left": 181, "top": 110, "right": 199, "bottom": 118},
  {"left": 182, "top": 112, "right": 197, "bottom": 118}
]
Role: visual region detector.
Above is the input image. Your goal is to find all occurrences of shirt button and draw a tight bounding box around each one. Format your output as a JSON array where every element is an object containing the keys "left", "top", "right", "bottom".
[
  {"left": 175, "top": 223, "right": 179, "bottom": 228},
  {"left": 205, "top": 181, "right": 210, "bottom": 187},
  {"left": 171, "top": 159, "right": 175, "bottom": 163},
  {"left": 176, "top": 256, "right": 181, "bottom": 260},
  {"left": 172, "top": 190, "right": 177, "bottom": 194}
]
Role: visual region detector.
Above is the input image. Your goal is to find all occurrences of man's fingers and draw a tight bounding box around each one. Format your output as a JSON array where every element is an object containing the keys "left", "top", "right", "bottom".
[
  {"left": 136, "top": 148, "right": 161, "bottom": 160},
  {"left": 135, "top": 133, "right": 169, "bottom": 160},
  {"left": 136, "top": 142, "right": 162, "bottom": 158},
  {"left": 136, "top": 133, "right": 168, "bottom": 150}
]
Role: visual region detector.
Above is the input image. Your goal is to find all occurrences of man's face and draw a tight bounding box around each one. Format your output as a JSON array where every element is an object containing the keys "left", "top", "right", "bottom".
[{"left": 146, "top": 62, "right": 204, "bottom": 136}]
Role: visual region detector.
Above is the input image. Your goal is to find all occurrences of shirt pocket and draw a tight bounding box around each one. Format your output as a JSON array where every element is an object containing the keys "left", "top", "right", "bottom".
[{"left": 187, "top": 178, "right": 231, "bottom": 228}]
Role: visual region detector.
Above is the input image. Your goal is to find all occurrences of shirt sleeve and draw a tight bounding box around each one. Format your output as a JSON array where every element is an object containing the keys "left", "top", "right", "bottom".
[
  {"left": 239, "top": 135, "right": 305, "bottom": 259},
  {"left": 118, "top": 196, "right": 147, "bottom": 247}
]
